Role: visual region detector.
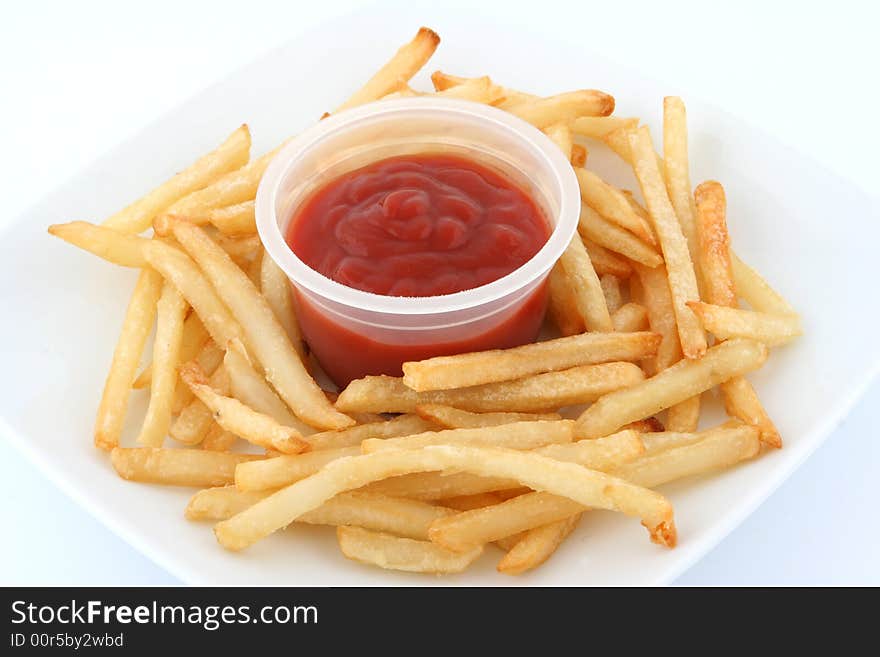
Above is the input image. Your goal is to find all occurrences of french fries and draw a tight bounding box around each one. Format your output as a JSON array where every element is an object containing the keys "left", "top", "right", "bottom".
[
  {"left": 570, "top": 116, "right": 638, "bottom": 138},
  {"left": 361, "top": 421, "right": 574, "bottom": 453},
  {"left": 578, "top": 204, "right": 663, "bottom": 268},
  {"left": 169, "top": 363, "right": 229, "bottom": 446},
  {"left": 688, "top": 302, "right": 803, "bottom": 346},
  {"left": 497, "top": 514, "right": 581, "bottom": 575},
  {"left": 337, "top": 526, "right": 483, "bottom": 574},
  {"left": 600, "top": 274, "right": 623, "bottom": 314},
  {"left": 414, "top": 404, "right": 561, "bottom": 429},
  {"left": 665, "top": 395, "right": 701, "bottom": 433},
  {"left": 193, "top": 200, "right": 256, "bottom": 235},
  {"left": 336, "top": 27, "right": 440, "bottom": 112},
  {"left": 136, "top": 282, "right": 187, "bottom": 447},
  {"left": 168, "top": 220, "right": 352, "bottom": 430},
  {"left": 546, "top": 263, "right": 585, "bottom": 336},
  {"left": 110, "top": 447, "right": 262, "bottom": 487},
  {"left": 506, "top": 90, "right": 615, "bottom": 128},
  {"left": 48, "top": 221, "right": 150, "bottom": 268},
  {"left": 214, "top": 444, "right": 675, "bottom": 551},
  {"left": 582, "top": 239, "right": 633, "bottom": 278},
  {"left": 337, "top": 362, "right": 645, "bottom": 414},
  {"left": 629, "top": 126, "right": 706, "bottom": 359},
  {"left": 575, "top": 339, "right": 768, "bottom": 439},
  {"left": 662, "top": 97, "right": 700, "bottom": 281},
  {"left": 611, "top": 302, "right": 649, "bottom": 332},
  {"left": 403, "top": 331, "right": 659, "bottom": 391},
  {"left": 558, "top": 234, "right": 614, "bottom": 332},
  {"left": 134, "top": 311, "right": 209, "bottom": 389},
  {"left": 259, "top": 255, "right": 305, "bottom": 360},
  {"left": 730, "top": 251, "right": 797, "bottom": 316},
  {"left": 94, "top": 269, "right": 163, "bottom": 450},
  {"left": 103, "top": 125, "right": 250, "bottom": 234},
  {"left": 575, "top": 168, "right": 656, "bottom": 245}
]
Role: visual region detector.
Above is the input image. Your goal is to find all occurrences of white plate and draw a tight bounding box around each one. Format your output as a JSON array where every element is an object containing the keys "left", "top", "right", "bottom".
[{"left": 2, "top": 4, "right": 879, "bottom": 586}]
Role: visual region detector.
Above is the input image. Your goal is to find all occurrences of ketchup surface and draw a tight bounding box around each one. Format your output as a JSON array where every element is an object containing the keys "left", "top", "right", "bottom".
[
  {"left": 284, "top": 153, "right": 552, "bottom": 387},
  {"left": 286, "top": 154, "right": 550, "bottom": 296}
]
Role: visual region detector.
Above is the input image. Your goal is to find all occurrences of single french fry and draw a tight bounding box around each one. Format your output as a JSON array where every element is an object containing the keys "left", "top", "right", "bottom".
[
  {"left": 415, "top": 404, "right": 561, "bottom": 429},
  {"left": 134, "top": 311, "right": 208, "bottom": 389},
  {"left": 179, "top": 362, "right": 309, "bottom": 455},
  {"left": 640, "top": 430, "right": 706, "bottom": 455},
  {"left": 604, "top": 127, "right": 667, "bottom": 180},
  {"left": 306, "top": 415, "right": 435, "bottom": 451},
  {"left": 337, "top": 526, "right": 482, "bottom": 574},
  {"left": 600, "top": 274, "right": 623, "bottom": 314},
  {"left": 433, "top": 76, "right": 505, "bottom": 104},
  {"left": 180, "top": 201, "right": 256, "bottom": 235},
  {"left": 534, "top": 430, "right": 644, "bottom": 468},
  {"left": 611, "top": 302, "right": 649, "bottom": 332},
  {"left": 665, "top": 394, "right": 701, "bottom": 433},
  {"left": 439, "top": 492, "right": 508, "bottom": 512},
  {"left": 688, "top": 302, "right": 802, "bottom": 346},
  {"left": 168, "top": 220, "right": 352, "bottom": 430},
  {"left": 546, "top": 263, "right": 585, "bottom": 336},
  {"left": 632, "top": 262, "right": 682, "bottom": 375},
  {"left": 578, "top": 204, "right": 663, "bottom": 268},
  {"left": 544, "top": 123, "right": 573, "bottom": 159},
  {"left": 137, "top": 282, "right": 187, "bottom": 447},
  {"left": 629, "top": 126, "right": 706, "bottom": 358},
  {"left": 662, "top": 97, "right": 700, "bottom": 282},
  {"left": 570, "top": 144, "right": 588, "bottom": 168},
  {"left": 730, "top": 251, "right": 797, "bottom": 316},
  {"left": 558, "top": 234, "right": 614, "bottom": 332},
  {"left": 234, "top": 446, "right": 362, "bottom": 491},
  {"left": 582, "top": 238, "right": 633, "bottom": 278},
  {"left": 402, "top": 331, "right": 659, "bottom": 391},
  {"left": 497, "top": 514, "right": 581, "bottom": 575},
  {"left": 335, "top": 27, "right": 440, "bottom": 112},
  {"left": 361, "top": 421, "right": 574, "bottom": 454},
  {"left": 575, "top": 168, "right": 656, "bottom": 245},
  {"left": 142, "top": 240, "right": 244, "bottom": 348},
  {"left": 170, "top": 339, "right": 223, "bottom": 413},
  {"left": 48, "top": 221, "right": 150, "bottom": 267},
  {"left": 185, "top": 486, "right": 273, "bottom": 520},
  {"left": 110, "top": 447, "right": 262, "bottom": 487},
  {"left": 718, "top": 377, "right": 782, "bottom": 448},
  {"left": 223, "top": 339, "right": 315, "bottom": 436},
  {"left": 201, "top": 424, "right": 238, "bottom": 452},
  {"left": 505, "top": 90, "right": 615, "bottom": 128},
  {"left": 94, "top": 268, "right": 163, "bottom": 450},
  {"left": 103, "top": 125, "right": 250, "bottom": 233},
  {"left": 430, "top": 71, "right": 536, "bottom": 105},
  {"left": 337, "top": 362, "right": 645, "bottom": 414},
  {"left": 571, "top": 116, "right": 639, "bottom": 139},
  {"left": 214, "top": 444, "right": 676, "bottom": 551},
  {"left": 259, "top": 255, "right": 305, "bottom": 360},
  {"left": 170, "top": 364, "right": 229, "bottom": 446},
  {"left": 575, "top": 339, "right": 768, "bottom": 439},
  {"left": 365, "top": 472, "right": 521, "bottom": 501}
]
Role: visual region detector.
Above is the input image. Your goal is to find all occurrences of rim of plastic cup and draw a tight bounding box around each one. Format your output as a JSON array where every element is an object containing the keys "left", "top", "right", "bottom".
[{"left": 256, "top": 97, "right": 580, "bottom": 316}]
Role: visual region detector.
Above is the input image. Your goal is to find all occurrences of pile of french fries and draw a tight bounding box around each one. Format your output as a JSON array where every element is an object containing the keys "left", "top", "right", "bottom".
[{"left": 48, "top": 26, "right": 801, "bottom": 576}]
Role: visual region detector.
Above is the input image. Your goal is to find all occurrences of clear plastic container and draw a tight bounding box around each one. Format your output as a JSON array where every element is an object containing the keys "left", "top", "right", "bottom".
[{"left": 256, "top": 97, "right": 580, "bottom": 386}]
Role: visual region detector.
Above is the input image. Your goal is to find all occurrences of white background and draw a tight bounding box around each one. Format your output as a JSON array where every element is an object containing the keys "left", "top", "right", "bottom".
[{"left": 1, "top": 0, "right": 878, "bottom": 585}]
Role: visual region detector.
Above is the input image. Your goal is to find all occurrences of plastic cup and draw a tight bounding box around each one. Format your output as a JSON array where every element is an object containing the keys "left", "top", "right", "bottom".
[{"left": 256, "top": 97, "right": 580, "bottom": 387}]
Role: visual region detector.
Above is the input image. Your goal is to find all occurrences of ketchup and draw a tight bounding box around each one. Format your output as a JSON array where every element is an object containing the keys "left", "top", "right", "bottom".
[{"left": 285, "top": 153, "right": 551, "bottom": 386}]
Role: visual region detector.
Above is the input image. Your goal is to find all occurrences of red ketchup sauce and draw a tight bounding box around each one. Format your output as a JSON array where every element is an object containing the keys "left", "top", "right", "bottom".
[{"left": 285, "top": 153, "right": 551, "bottom": 386}]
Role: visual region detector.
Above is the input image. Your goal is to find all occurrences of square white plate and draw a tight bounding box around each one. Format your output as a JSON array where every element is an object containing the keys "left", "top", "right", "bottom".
[{"left": 2, "top": 4, "right": 879, "bottom": 586}]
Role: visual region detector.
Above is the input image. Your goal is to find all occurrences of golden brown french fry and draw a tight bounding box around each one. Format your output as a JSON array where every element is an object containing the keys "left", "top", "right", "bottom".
[
  {"left": 570, "top": 144, "right": 587, "bottom": 168},
  {"left": 571, "top": 116, "right": 639, "bottom": 138},
  {"left": 433, "top": 77, "right": 505, "bottom": 104},
  {"left": 179, "top": 362, "right": 309, "bottom": 455},
  {"left": 200, "top": 424, "right": 238, "bottom": 452},
  {"left": 365, "top": 473, "right": 521, "bottom": 501},
  {"left": 611, "top": 302, "right": 649, "bottom": 332},
  {"left": 505, "top": 90, "right": 615, "bottom": 128},
  {"left": 575, "top": 168, "right": 656, "bottom": 245},
  {"left": 544, "top": 123, "right": 573, "bottom": 159},
  {"left": 534, "top": 430, "right": 644, "bottom": 468},
  {"left": 558, "top": 234, "right": 614, "bottom": 332},
  {"left": 103, "top": 125, "right": 250, "bottom": 233},
  {"left": 168, "top": 220, "right": 352, "bottom": 430},
  {"left": 187, "top": 201, "right": 256, "bottom": 235},
  {"left": 142, "top": 240, "right": 244, "bottom": 348},
  {"left": 110, "top": 447, "right": 262, "bottom": 487},
  {"left": 306, "top": 414, "right": 436, "bottom": 451},
  {"left": 185, "top": 486, "right": 273, "bottom": 520},
  {"left": 337, "top": 526, "right": 482, "bottom": 574},
  {"left": 662, "top": 97, "right": 700, "bottom": 282},
  {"left": 665, "top": 394, "right": 701, "bottom": 433},
  {"left": 429, "top": 70, "right": 536, "bottom": 106},
  {"left": 94, "top": 268, "right": 163, "bottom": 450},
  {"left": 688, "top": 302, "right": 802, "bottom": 346},
  {"left": 639, "top": 430, "right": 705, "bottom": 455},
  {"left": 134, "top": 311, "right": 208, "bottom": 389},
  {"left": 170, "top": 339, "right": 223, "bottom": 413},
  {"left": 170, "top": 364, "right": 229, "bottom": 446},
  {"left": 234, "top": 446, "right": 362, "bottom": 491},
  {"left": 335, "top": 27, "right": 440, "bottom": 112},
  {"left": 578, "top": 204, "right": 663, "bottom": 268},
  {"left": 718, "top": 377, "right": 782, "bottom": 448},
  {"left": 604, "top": 127, "right": 667, "bottom": 180},
  {"left": 259, "top": 255, "right": 304, "bottom": 360},
  {"left": 214, "top": 444, "right": 676, "bottom": 551},
  {"left": 582, "top": 238, "right": 633, "bottom": 278},
  {"left": 497, "top": 514, "right": 581, "bottom": 575},
  {"left": 622, "top": 417, "right": 665, "bottom": 434},
  {"left": 137, "top": 282, "right": 187, "bottom": 447},
  {"left": 439, "top": 492, "right": 508, "bottom": 512},
  {"left": 546, "top": 263, "right": 585, "bottom": 336},
  {"left": 629, "top": 126, "right": 706, "bottom": 358},
  {"left": 48, "top": 221, "right": 150, "bottom": 267},
  {"left": 361, "top": 421, "right": 574, "bottom": 454},
  {"left": 223, "top": 339, "right": 315, "bottom": 436},
  {"left": 414, "top": 404, "right": 561, "bottom": 429},
  {"left": 632, "top": 262, "right": 682, "bottom": 375},
  {"left": 402, "top": 331, "right": 659, "bottom": 391},
  {"left": 337, "top": 362, "right": 645, "bottom": 414},
  {"left": 600, "top": 274, "right": 623, "bottom": 314},
  {"left": 730, "top": 251, "right": 797, "bottom": 316},
  {"left": 575, "top": 339, "right": 768, "bottom": 439}
]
